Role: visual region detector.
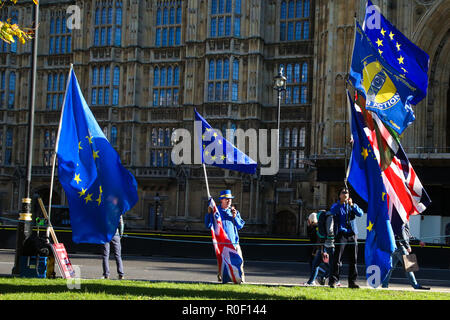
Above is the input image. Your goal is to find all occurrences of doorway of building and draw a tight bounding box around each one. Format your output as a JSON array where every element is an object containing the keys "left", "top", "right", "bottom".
[{"left": 273, "top": 210, "right": 297, "bottom": 235}]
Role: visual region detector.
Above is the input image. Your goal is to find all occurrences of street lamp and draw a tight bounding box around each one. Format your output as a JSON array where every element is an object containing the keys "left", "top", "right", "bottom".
[
  {"left": 12, "top": 2, "right": 39, "bottom": 275},
  {"left": 271, "top": 68, "right": 286, "bottom": 234},
  {"left": 273, "top": 67, "right": 287, "bottom": 133}
]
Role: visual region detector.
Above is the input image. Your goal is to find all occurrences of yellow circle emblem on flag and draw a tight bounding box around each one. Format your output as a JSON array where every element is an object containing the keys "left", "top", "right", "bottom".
[{"left": 362, "top": 61, "right": 397, "bottom": 108}]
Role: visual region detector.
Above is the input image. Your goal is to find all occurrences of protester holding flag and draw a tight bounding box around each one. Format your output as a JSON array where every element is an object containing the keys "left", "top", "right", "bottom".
[
  {"left": 195, "top": 108, "right": 255, "bottom": 284},
  {"left": 328, "top": 187, "right": 364, "bottom": 289},
  {"left": 205, "top": 190, "right": 245, "bottom": 283}
]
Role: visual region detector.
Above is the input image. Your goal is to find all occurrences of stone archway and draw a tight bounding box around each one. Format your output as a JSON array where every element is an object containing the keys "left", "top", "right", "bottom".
[
  {"left": 273, "top": 210, "right": 297, "bottom": 235},
  {"left": 411, "top": 0, "right": 450, "bottom": 150}
]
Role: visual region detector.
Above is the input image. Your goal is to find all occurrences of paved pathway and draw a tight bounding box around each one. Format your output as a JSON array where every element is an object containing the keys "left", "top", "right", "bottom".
[{"left": 1, "top": 249, "right": 449, "bottom": 293}]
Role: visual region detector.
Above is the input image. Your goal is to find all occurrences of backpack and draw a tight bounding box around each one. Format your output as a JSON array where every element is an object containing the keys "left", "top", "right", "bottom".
[
  {"left": 316, "top": 210, "right": 336, "bottom": 240},
  {"left": 315, "top": 210, "right": 328, "bottom": 239}
]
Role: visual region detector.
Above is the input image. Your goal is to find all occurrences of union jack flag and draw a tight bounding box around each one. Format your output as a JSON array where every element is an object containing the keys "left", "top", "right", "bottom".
[
  {"left": 353, "top": 96, "right": 431, "bottom": 233},
  {"left": 208, "top": 197, "right": 243, "bottom": 284}
]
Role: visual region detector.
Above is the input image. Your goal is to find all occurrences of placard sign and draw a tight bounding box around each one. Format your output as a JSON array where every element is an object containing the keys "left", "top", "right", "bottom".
[{"left": 51, "top": 243, "right": 75, "bottom": 279}]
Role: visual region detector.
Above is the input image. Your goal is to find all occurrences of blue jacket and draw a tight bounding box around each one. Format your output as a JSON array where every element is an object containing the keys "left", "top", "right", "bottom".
[
  {"left": 205, "top": 206, "right": 245, "bottom": 245},
  {"left": 330, "top": 201, "right": 363, "bottom": 236}
]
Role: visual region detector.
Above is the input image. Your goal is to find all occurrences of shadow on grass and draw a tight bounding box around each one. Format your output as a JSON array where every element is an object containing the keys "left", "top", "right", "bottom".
[{"left": 0, "top": 281, "right": 307, "bottom": 300}]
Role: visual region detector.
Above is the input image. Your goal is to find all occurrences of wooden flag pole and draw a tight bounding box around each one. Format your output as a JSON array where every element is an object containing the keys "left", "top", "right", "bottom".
[
  {"left": 47, "top": 64, "right": 74, "bottom": 238},
  {"left": 37, "top": 197, "right": 59, "bottom": 244},
  {"left": 202, "top": 163, "right": 211, "bottom": 199}
]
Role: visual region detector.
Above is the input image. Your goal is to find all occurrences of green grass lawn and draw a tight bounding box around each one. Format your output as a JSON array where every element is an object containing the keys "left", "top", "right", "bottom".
[{"left": 0, "top": 277, "right": 449, "bottom": 300}]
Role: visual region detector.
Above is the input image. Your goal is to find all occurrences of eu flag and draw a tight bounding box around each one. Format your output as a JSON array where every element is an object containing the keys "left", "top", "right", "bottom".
[
  {"left": 347, "top": 90, "right": 396, "bottom": 286},
  {"left": 349, "top": 21, "right": 420, "bottom": 135},
  {"left": 194, "top": 109, "right": 257, "bottom": 174},
  {"left": 57, "top": 69, "right": 138, "bottom": 244},
  {"left": 364, "top": 0, "right": 429, "bottom": 105}
]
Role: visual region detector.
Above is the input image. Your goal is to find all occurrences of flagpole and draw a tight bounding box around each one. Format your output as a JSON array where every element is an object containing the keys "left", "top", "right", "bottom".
[
  {"left": 202, "top": 163, "right": 211, "bottom": 199},
  {"left": 46, "top": 63, "right": 73, "bottom": 238},
  {"left": 345, "top": 90, "right": 354, "bottom": 190},
  {"left": 344, "top": 16, "right": 358, "bottom": 190}
]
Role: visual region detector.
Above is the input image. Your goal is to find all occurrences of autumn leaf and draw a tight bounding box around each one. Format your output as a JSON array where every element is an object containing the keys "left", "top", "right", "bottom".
[{"left": 0, "top": 0, "right": 38, "bottom": 44}]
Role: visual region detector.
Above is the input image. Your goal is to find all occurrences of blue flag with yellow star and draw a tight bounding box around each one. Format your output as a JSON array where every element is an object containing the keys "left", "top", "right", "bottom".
[
  {"left": 194, "top": 109, "right": 257, "bottom": 174},
  {"left": 346, "top": 90, "right": 396, "bottom": 285},
  {"left": 349, "top": 21, "right": 420, "bottom": 135},
  {"left": 364, "top": 0, "right": 429, "bottom": 105},
  {"left": 57, "top": 69, "right": 138, "bottom": 244}
]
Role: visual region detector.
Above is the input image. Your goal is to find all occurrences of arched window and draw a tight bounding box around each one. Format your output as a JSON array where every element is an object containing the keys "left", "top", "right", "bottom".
[
  {"left": 284, "top": 128, "right": 290, "bottom": 147},
  {"left": 107, "top": 7, "right": 113, "bottom": 24},
  {"left": 209, "top": 60, "right": 215, "bottom": 80},
  {"left": 163, "top": 150, "right": 169, "bottom": 167},
  {"left": 92, "top": 68, "right": 98, "bottom": 85},
  {"left": 299, "top": 127, "right": 306, "bottom": 147},
  {"left": 176, "top": 7, "right": 182, "bottom": 24},
  {"left": 232, "top": 59, "right": 239, "bottom": 80},
  {"left": 280, "top": 0, "right": 309, "bottom": 42},
  {"left": 93, "top": 3, "right": 121, "bottom": 47},
  {"left": 165, "top": 128, "right": 171, "bottom": 146},
  {"left": 286, "top": 64, "right": 292, "bottom": 83},
  {"left": 113, "top": 67, "right": 120, "bottom": 85},
  {"left": 281, "top": 1, "right": 287, "bottom": 19},
  {"left": 158, "top": 128, "right": 164, "bottom": 146},
  {"left": 292, "top": 128, "right": 298, "bottom": 147},
  {"left": 110, "top": 126, "right": 117, "bottom": 146},
  {"left": 291, "top": 150, "right": 297, "bottom": 168},
  {"left": 296, "top": 0, "right": 303, "bottom": 18},
  {"left": 154, "top": 65, "right": 180, "bottom": 107},
  {"left": 112, "top": 66, "right": 120, "bottom": 105},
  {"left": 304, "top": 0, "right": 310, "bottom": 17},
  {"left": 211, "top": 0, "right": 240, "bottom": 38},
  {"left": 298, "top": 150, "right": 305, "bottom": 168},
  {"left": 167, "top": 67, "right": 173, "bottom": 86},
  {"left": 284, "top": 151, "right": 289, "bottom": 169},
  {"left": 302, "top": 62, "right": 308, "bottom": 82},
  {"left": 152, "top": 129, "right": 157, "bottom": 146},
  {"left": 8, "top": 72, "right": 15, "bottom": 109},
  {"left": 208, "top": 58, "right": 233, "bottom": 102},
  {"left": 101, "top": 7, "right": 107, "bottom": 24},
  {"left": 154, "top": 67, "right": 159, "bottom": 87},
  {"left": 150, "top": 150, "right": 157, "bottom": 166},
  {"left": 116, "top": 4, "right": 122, "bottom": 26},
  {"left": 95, "top": 8, "right": 100, "bottom": 25},
  {"left": 288, "top": 1, "right": 294, "bottom": 18},
  {"left": 216, "top": 60, "right": 222, "bottom": 79},
  {"left": 156, "top": 8, "right": 161, "bottom": 26},
  {"left": 163, "top": 7, "right": 168, "bottom": 24},
  {"left": 102, "top": 126, "right": 108, "bottom": 138},
  {"left": 301, "top": 85, "right": 307, "bottom": 104},
  {"left": 223, "top": 59, "right": 229, "bottom": 79},
  {"left": 50, "top": 18, "right": 55, "bottom": 34},
  {"left": 174, "top": 66, "right": 179, "bottom": 85},
  {"left": 303, "top": 21, "right": 309, "bottom": 39},
  {"left": 5, "top": 128, "right": 12, "bottom": 165}
]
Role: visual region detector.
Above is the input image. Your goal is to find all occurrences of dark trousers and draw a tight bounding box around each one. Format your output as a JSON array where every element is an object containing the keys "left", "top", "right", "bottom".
[
  {"left": 307, "top": 246, "right": 335, "bottom": 284},
  {"left": 102, "top": 235, "right": 124, "bottom": 277},
  {"left": 330, "top": 233, "right": 358, "bottom": 284}
]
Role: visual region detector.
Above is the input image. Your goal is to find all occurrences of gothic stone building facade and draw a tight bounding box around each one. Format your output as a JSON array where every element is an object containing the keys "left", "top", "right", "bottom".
[{"left": 0, "top": 0, "right": 448, "bottom": 236}]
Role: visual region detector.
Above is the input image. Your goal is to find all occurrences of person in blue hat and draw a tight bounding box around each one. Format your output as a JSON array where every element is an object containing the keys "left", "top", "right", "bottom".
[{"left": 205, "top": 189, "right": 246, "bottom": 282}]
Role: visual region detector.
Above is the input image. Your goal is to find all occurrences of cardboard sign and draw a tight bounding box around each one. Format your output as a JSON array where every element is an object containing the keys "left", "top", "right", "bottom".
[{"left": 51, "top": 243, "right": 75, "bottom": 279}]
